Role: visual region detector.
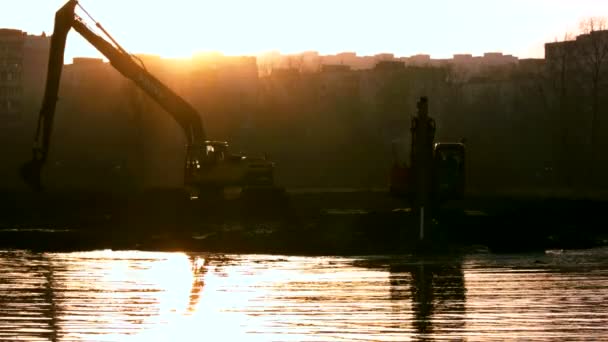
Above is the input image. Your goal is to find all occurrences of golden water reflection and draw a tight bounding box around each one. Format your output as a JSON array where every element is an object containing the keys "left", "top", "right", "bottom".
[{"left": 0, "top": 249, "right": 607, "bottom": 341}]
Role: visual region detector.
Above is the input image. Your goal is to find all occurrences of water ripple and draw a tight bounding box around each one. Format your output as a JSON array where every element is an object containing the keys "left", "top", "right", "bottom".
[{"left": 0, "top": 249, "right": 606, "bottom": 341}]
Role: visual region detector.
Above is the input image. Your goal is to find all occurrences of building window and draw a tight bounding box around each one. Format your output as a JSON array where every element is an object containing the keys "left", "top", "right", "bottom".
[
  {"left": 0, "top": 99, "right": 20, "bottom": 112},
  {"left": 0, "top": 86, "right": 21, "bottom": 97}
]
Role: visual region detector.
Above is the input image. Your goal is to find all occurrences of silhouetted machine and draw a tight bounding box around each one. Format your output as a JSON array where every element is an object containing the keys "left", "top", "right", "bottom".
[
  {"left": 21, "top": 0, "right": 283, "bottom": 200},
  {"left": 390, "top": 97, "right": 465, "bottom": 206}
]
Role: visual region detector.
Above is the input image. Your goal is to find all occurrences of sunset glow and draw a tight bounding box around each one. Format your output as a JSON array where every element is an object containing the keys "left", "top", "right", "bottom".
[{"left": 2, "top": 0, "right": 607, "bottom": 61}]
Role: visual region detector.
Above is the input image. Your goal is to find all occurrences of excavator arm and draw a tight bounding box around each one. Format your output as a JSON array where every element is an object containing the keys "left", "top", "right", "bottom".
[{"left": 21, "top": 0, "right": 206, "bottom": 190}]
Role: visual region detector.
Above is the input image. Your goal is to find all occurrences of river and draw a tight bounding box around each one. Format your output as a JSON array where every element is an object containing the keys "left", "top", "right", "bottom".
[{"left": 1, "top": 248, "right": 607, "bottom": 341}]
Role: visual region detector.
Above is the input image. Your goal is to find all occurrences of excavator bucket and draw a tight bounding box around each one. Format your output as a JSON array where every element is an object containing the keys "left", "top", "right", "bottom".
[{"left": 19, "top": 159, "right": 44, "bottom": 192}]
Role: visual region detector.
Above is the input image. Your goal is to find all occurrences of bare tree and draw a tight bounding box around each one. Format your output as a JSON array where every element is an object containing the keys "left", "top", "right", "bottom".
[
  {"left": 121, "top": 80, "right": 149, "bottom": 188},
  {"left": 285, "top": 54, "right": 305, "bottom": 73},
  {"left": 577, "top": 17, "right": 608, "bottom": 183},
  {"left": 546, "top": 33, "right": 575, "bottom": 185},
  {"left": 550, "top": 33, "right": 575, "bottom": 103},
  {"left": 258, "top": 61, "right": 273, "bottom": 77},
  {"left": 579, "top": 17, "right": 608, "bottom": 115}
]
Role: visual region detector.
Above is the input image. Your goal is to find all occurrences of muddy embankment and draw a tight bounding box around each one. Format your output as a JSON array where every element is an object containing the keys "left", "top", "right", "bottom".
[{"left": 0, "top": 189, "right": 606, "bottom": 254}]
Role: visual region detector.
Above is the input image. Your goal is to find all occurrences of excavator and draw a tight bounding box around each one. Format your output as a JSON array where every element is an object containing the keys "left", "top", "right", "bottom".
[
  {"left": 20, "top": 0, "right": 284, "bottom": 201},
  {"left": 389, "top": 97, "right": 465, "bottom": 206}
]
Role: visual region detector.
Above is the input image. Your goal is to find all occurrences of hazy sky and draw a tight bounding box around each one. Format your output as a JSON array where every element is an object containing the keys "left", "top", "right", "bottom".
[{"left": 2, "top": 0, "right": 607, "bottom": 61}]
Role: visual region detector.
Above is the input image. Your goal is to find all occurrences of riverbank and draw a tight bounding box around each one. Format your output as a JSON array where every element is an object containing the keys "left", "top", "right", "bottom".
[{"left": 0, "top": 189, "right": 606, "bottom": 254}]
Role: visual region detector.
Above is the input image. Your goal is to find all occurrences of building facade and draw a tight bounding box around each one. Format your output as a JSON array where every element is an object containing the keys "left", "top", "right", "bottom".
[
  {"left": 0, "top": 29, "right": 25, "bottom": 124},
  {"left": 0, "top": 29, "right": 49, "bottom": 127},
  {"left": 0, "top": 29, "right": 49, "bottom": 188}
]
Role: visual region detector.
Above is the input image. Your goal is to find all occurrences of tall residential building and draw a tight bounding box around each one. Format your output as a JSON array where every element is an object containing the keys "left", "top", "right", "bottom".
[
  {"left": 0, "top": 29, "right": 50, "bottom": 128},
  {"left": 0, "top": 29, "right": 50, "bottom": 188},
  {"left": 545, "top": 29, "right": 608, "bottom": 72},
  {"left": 0, "top": 29, "right": 25, "bottom": 123}
]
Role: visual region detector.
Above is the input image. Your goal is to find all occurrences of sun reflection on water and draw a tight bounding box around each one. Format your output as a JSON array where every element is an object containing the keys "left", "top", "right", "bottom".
[{"left": 0, "top": 249, "right": 607, "bottom": 341}]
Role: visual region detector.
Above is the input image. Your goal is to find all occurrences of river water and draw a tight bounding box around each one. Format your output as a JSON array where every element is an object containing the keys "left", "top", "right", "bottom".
[{"left": 1, "top": 248, "right": 607, "bottom": 341}]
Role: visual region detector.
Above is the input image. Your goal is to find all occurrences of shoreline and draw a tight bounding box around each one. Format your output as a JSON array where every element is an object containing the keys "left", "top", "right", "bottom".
[{"left": 1, "top": 188, "right": 606, "bottom": 254}]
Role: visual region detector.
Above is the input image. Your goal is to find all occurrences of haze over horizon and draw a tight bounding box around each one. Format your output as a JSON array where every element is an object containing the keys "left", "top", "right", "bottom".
[{"left": 2, "top": 0, "right": 607, "bottom": 61}]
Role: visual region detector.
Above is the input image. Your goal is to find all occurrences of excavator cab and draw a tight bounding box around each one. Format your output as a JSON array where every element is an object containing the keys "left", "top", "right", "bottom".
[
  {"left": 203, "top": 142, "right": 227, "bottom": 164},
  {"left": 433, "top": 143, "right": 465, "bottom": 201},
  {"left": 184, "top": 140, "right": 277, "bottom": 200},
  {"left": 185, "top": 141, "right": 231, "bottom": 170},
  {"left": 389, "top": 142, "right": 465, "bottom": 203}
]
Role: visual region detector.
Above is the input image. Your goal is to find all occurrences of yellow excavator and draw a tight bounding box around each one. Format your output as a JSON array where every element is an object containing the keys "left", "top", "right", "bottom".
[{"left": 20, "top": 0, "right": 284, "bottom": 201}]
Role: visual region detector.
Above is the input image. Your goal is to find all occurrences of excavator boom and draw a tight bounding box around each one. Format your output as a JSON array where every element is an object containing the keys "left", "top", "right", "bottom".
[{"left": 21, "top": 0, "right": 205, "bottom": 190}]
